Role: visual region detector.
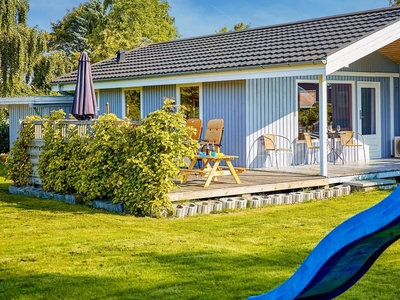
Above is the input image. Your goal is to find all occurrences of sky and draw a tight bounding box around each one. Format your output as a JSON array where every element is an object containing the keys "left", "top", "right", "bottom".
[{"left": 28, "top": 0, "right": 392, "bottom": 39}]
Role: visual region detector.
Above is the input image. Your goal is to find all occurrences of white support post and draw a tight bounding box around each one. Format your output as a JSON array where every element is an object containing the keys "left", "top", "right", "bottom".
[
  {"left": 390, "top": 77, "right": 394, "bottom": 156},
  {"left": 319, "top": 74, "right": 328, "bottom": 177}
]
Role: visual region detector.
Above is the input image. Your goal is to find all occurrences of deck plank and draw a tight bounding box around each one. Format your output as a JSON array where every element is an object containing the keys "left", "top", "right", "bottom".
[{"left": 169, "top": 159, "right": 400, "bottom": 201}]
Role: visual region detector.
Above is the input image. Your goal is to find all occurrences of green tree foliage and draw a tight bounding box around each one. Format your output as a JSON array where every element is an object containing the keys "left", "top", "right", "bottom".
[
  {"left": 389, "top": 0, "right": 400, "bottom": 5},
  {"left": 32, "top": 50, "right": 75, "bottom": 94},
  {"left": 49, "top": 0, "right": 179, "bottom": 63},
  {"left": 217, "top": 22, "right": 251, "bottom": 33},
  {"left": 0, "top": 0, "right": 47, "bottom": 96},
  {"left": 49, "top": 0, "right": 107, "bottom": 56}
]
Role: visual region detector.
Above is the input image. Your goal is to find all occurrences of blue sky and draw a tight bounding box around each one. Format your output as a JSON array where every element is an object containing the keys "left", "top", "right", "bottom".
[{"left": 28, "top": 0, "right": 391, "bottom": 38}]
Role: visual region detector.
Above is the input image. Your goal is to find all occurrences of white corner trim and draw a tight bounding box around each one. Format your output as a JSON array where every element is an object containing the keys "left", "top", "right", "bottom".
[
  {"left": 390, "top": 77, "right": 394, "bottom": 156},
  {"left": 326, "top": 20, "right": 400, "bottom": 75}
]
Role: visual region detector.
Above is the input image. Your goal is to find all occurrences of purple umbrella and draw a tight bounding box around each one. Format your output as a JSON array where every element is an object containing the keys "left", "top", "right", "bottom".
[{"left": 71, "top": 52, "right": 97, "bottom": 120}]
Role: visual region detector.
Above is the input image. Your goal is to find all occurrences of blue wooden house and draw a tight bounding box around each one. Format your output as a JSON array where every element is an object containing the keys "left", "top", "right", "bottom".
[{"left": 4, "top": 6, "right": 400, "bottom": 177}]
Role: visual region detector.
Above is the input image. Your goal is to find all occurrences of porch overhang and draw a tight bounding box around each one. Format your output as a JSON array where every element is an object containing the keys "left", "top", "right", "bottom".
[{"left": 325, "top": 20, "right": 400, "bottom": 75}]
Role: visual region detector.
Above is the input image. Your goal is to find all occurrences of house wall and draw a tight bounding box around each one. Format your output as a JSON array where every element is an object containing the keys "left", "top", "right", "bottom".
[
  {"left": 343, "top": 51, "right": 399, "bottom": 73},
  {"left": 245, "top": 71, "right": 396, "bottom": 168},
  {"left": 246, "top": 77, "right": 297, "bottom": 168},
  {"left": 142, "top": 85, "right": 176, "bottom": 116},
  {"left": 8, "top": 104, "right": 72, "bottom": 148},
  {"left": 202, "top": 80, "right": 246, "bottom": 167},
  {"left": 98, "top": 88, "right": 123, "bottom": 117}
]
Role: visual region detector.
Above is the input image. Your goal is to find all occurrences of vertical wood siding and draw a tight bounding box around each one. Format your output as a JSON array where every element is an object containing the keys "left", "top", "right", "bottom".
[
  {"left": 8, "top": 105, "right": 42, "bottom": 148},
  {"left": 202, "top": 81, "right": 246, "bottom": 167},
  {"left": 98, "top": 89, "right": 123, "bottom": 117},
  {"left": 142, "top": 85, "right": 175, "bottom": 117},
  {"left": 8, "top": 104, "right": 73, "bottom": 148},
  {"left": 301, "top": 75, "right": 393, "bottom": 158},
  {"left": 342, "top": 52, "right": 399, "bottom": 73},
  {"left": 395, "top": 76, "right": 400, "bottom": 137},
  {"left": 246, "top": 77, "right": 297, "bottom": 168}
]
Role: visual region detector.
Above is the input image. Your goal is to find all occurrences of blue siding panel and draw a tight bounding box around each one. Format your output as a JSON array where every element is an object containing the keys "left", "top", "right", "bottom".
[
  {"left": 98, "top": 89, "right": 123, "bottom": 117},
  {"left": 202, "top": 81, "right": 247, "bottom": 167},
  {"left": 343, "top": 52, "right": 399, "bottom": 73},
  {"left": 142, "top": 85, "right": 175, "bottom": 117},
  {"left": 395, "top": 76, "right": 400, "bottom": 138},
  {"left": 246, "top": 77, "right": 297, "bottom": 168},
  {"left": 8, "top": 104, "right": 73, "bottom": 148}
]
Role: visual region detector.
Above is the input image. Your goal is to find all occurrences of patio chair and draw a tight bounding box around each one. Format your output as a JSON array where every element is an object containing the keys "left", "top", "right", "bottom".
[
  {"left": 263, "top": 134, "right": 294, "bottom": 169},
  {"left": 200, "top": 119, "right": 224, "bottom": 153},
  {"left": 303, "top": 132, "right": 320, "bottom": 165},
  {"left": 186, "top": 118, "right": 203, "bottom": 141},
  {"left": 339, "top": 131, "right": 366, "bottom": 163}
]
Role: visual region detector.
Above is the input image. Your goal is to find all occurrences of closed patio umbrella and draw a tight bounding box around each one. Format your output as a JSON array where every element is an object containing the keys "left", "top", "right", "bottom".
[{"left": 71, "top": 52, "right": 97, "bottom": 120}]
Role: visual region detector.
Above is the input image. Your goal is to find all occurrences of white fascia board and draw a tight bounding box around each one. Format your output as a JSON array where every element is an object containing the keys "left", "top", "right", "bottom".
[
  {"left": 326, "top": 20, "right": 400, "bottom": 75},
  {"left": 332, "top": 71, "right": 399, "bottom": 78},
  {"left": 0, "top": 96, "right": 73, "bottom": 106},
  {"left": 54, "top": 63, "right": 326, "bottom": 92}
]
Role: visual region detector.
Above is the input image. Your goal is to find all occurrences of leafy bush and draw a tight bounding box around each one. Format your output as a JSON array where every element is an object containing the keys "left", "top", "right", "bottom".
[
  {"left": 6, "top": 115, "right": 42, "bottom": 186},
  {"left": 38, "top": 109, "right": 90, "bottom": 194},
  {"left": 35, "top": 99, "right": 198, "bottom": 216},
  {"left": 0, "top": 108, "right": 9, "bottom": 154}
]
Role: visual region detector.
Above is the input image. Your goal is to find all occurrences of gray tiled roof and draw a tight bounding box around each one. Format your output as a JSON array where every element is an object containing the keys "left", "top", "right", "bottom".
[{"left": 51, "top": 6, "right": 400, "bottom": 84}]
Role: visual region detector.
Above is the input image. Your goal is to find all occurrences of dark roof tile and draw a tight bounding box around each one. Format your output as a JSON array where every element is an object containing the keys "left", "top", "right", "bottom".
[{"left": 52, "top": 6, "right": 400, "bottom": 84}]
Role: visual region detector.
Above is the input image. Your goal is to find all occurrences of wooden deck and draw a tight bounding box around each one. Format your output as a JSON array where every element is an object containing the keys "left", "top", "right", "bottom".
[{"left": 169, "top": 159, "right": 400, "bottom": 201}]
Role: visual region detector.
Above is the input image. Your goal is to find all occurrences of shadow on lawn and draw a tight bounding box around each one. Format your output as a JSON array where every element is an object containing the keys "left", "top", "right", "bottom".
[
  {"left": 0, "top": 181, "right": 118, "bottom": 215},
  {"left": 2, "top": 248, "right": 398, "bottom": 299},
  {"left": 0, "top": 250, "right": 297, "bottom": 300}
]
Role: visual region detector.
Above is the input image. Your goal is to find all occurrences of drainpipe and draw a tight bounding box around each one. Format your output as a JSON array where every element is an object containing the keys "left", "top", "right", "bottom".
[{"left": 319, "top": 74, "right": 328, "bottom": 177}]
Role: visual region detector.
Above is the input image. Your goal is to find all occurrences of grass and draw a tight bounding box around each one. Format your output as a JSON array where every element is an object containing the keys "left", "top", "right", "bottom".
[{"left": 0, "top": 163, "right": 399, "bottom": 299}]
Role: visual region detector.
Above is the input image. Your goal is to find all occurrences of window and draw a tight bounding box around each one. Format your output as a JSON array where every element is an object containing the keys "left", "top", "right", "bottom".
[
  {"left": 124, "top": 89, "right": 141, "bottom": 120},
  {"left": 298, "top": 82, "right": 352, "bottom": 133},
  {"left": 179, "top": 85, "right": 200, "bottom": 118}
]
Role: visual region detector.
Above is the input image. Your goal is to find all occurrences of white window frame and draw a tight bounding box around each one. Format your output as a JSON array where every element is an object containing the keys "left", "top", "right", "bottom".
[
  {"left": 176, "top": 83, "right": 202, "bottom": 119},
  {"left": 122, "top": 87, "right": 142, "bottom": 119},
  {"left": 295, "top": 79, "right": 355, "bottom": 131}
]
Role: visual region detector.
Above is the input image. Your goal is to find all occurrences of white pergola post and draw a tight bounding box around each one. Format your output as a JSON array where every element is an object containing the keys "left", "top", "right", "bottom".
[{"left": 319, "top": 74, "right": 328, "bottom": 177}]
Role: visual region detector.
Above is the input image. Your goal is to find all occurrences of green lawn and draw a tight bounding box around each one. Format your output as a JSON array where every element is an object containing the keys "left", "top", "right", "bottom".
[{"left": 1, "top": 163, "right": 399, "bottom": 299}]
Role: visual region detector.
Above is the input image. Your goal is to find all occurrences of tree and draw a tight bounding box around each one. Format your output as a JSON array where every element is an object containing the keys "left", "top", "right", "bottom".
[
  {"left": 389, "top": 0, "right": 400, "bottom": 5},
  {"left": 217, "top": 22, "right": 251, "bottom": 33},
  {"left": 0, "top": 0, "right": 47, "bottom": 96},
  {"left": 49, "top": 0, "right": 107, "bottom": 57},
  {"left": 32, "top": 50, "right": 76, "bottom": 94},
  {"left": 49, "top": 0, "right": 179, "bottom": 63}
]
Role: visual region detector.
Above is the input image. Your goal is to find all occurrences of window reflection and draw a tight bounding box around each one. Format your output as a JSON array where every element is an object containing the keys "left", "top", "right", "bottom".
[{"left": 298, "top": 82, "right": 352, "bottom": 137}]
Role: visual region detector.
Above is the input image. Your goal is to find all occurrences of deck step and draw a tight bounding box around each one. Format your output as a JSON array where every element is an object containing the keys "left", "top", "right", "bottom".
[{"left": 343, "top": 179, "right": 398, "bottom": 192}]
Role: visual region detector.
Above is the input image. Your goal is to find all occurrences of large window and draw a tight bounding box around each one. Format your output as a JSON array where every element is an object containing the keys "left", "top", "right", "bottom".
[
  {"left": 124, "top": 89, "right": 141, "bottom": 120},
  {"left": 298, "top": 82, "right": 352, "bottom": 133},
  {"left": 180, "top": 85, "right": 199, "bottom": 118}
]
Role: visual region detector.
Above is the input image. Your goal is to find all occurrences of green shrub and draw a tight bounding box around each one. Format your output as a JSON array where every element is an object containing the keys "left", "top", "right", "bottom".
[
  {"left": 34, "top": 99, "right": 199, "bottom": 217},
  {"left": 0, "top": 108, "right": 9, "bottom": 154},
  {"left": 38, "top": 109, "right": 90, "bottom": 194},
  {"left": 6, "top": 115, "right": 42, "bottom": 186}
]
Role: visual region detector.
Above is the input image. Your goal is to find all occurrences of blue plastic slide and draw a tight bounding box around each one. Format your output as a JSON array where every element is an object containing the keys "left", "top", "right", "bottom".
[{"left": 249, "top": 186, "right": 400, "bottom": 299}]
